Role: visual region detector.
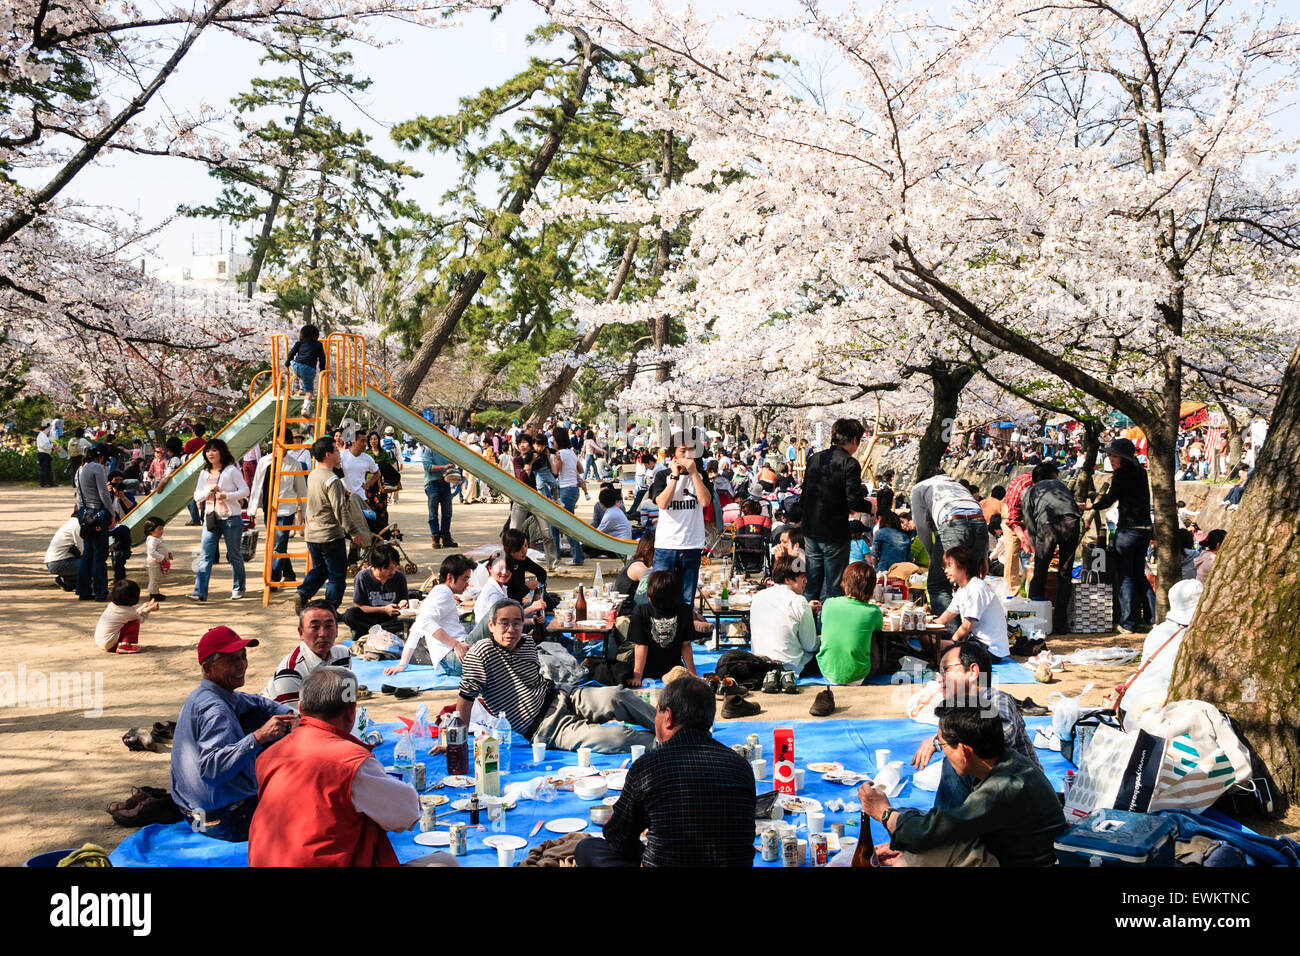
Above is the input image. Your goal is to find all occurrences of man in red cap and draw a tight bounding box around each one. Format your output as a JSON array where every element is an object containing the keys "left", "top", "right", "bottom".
[{"left": 170, "top": 626, "right": 297, "bottom": 841}]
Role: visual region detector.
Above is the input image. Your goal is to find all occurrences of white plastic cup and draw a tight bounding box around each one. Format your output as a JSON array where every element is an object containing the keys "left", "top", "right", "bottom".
[
  {"left": 751, "top": 758, "right": 767, "bottom": 780},
  {"left": 497, "top": 844, "right": 516, "bottom": 868},
  {"left": 578, "top": 747, "right": 593, "bottom": 768},
  {"left": 630, "top": 744, "right": 646, "bottom": 762},
  {"left": 875, "top": 748, "right": 891, "bottom": 772},
  {"left": 532, "top": 741, "right": 546, "bottom": 763},
  {"left": 793, "top": 768, "right": 805, "bottom": 791},
  {"left": 807, "top": 811, "right": 825, "bottom": 835}
]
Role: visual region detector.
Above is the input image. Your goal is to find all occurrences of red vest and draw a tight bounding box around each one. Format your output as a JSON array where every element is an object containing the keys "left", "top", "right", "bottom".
[{"left": 249, "top": 716, "right": 399, "bottom": 867}]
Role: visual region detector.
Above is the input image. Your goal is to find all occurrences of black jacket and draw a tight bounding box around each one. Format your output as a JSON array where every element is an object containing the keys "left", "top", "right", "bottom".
[
  {"left": 801, "top": 446, "right": 871, "bottom": 543},
  {"left": 1093, "top": 464, "right": 1152, "bottom": 530}
]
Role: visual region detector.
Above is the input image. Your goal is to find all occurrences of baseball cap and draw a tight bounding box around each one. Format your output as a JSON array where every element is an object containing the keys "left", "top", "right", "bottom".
[{"left": 197, "top": 625, "right": 259, "bottom": 664}]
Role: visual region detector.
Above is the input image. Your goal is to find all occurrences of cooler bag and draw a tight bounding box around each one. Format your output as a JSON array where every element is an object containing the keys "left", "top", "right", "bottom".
[{"left": 1055, "top": 808, "right": 1176, "bottom": 867}]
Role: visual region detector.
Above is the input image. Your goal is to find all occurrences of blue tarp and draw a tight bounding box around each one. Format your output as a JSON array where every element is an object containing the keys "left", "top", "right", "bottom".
[{"left": 109, "top": 716, "right": 1075, "bottom": 868}]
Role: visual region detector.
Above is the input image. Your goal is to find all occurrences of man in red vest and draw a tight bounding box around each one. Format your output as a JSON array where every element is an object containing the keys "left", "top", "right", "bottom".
[{"left": 249, "top": 666, "right": 455, "bottom": 866}]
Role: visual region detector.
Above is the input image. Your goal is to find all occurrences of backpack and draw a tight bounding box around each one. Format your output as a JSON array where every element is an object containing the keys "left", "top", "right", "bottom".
[{"left": 714, "top": 649, "right": 783, "bottom": 689}]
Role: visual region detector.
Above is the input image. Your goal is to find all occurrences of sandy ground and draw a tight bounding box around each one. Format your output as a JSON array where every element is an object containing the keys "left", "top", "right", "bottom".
[{"left": 1, "top": 482, "right": 1293, "bottom": 865}]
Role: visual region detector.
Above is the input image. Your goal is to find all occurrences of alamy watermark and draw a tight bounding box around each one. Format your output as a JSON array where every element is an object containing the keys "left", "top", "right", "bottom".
[{"left": 0, "top": 665, "right": 103, "bottom": 717}]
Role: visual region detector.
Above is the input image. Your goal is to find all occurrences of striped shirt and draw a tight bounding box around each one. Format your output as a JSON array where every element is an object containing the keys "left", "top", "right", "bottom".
[
  {"left": 458, "top": 635, "right": 553, "bottom": 739},
  {"left": 1003, "top": 472, "right": 1035, "bottom": 531}
]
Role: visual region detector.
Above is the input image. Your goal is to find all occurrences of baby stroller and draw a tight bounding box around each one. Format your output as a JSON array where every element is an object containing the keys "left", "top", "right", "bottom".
[{"left": 732, "top": 514, "right": 771, "bottom": 576}]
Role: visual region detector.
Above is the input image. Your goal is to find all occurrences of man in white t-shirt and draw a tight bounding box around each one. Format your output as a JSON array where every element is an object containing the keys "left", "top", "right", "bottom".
[
  {"left": 339, "top": 433, "right": 379, "bottom": 497},
  {"left": 749, "top": 554, "right": 819, "bottom": 674},
  {"left": 385, "top": 554, "right": 476, "bottom": 676},
  {"left": 646, "top": 433, "right": 710, "bottom": 608}
]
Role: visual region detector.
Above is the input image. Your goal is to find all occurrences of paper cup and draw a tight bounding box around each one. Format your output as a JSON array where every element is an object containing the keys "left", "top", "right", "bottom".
[
  {"left": 497, "top": 844, "right": 516, "bottom": 868},
  {"left": 793, "top": 768, "right": 805, "bottom": 791},
  {"left": 875, "top": 748, "right": 891, "bottom": 772},
  {"left": 630, "top": 744, "right": 646, "bottom": 762},
  {"left": 807, "top": 811, "right": 825, "bottom": 835},
  {"left": 751, "top": 758, "right": 767, "bottom": 780},
  {"left": 532, "top": 741, "right": 546, "bottom": 763},
  {"left": 578, "top": 747, "right": 593, "bottom": 768}
]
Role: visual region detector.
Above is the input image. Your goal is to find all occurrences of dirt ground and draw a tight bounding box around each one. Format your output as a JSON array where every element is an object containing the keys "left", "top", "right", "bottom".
[{"left": 1, "top": 482, "right": 1293, "bottom": 865}]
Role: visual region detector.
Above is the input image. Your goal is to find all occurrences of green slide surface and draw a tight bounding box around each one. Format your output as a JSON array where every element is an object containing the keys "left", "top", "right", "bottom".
[
  {"left": 357, "top": 387, "right": 636, "bottom": 557},
  {"left": 119, "top": 388, "right": 279, "bottom": 545}
]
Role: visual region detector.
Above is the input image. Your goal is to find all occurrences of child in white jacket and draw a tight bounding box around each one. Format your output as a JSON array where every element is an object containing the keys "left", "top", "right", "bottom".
[
  {"left": 143, "top": 517, "right": 172, "bottom": 601},
  {"left": 94, "top": 580, "right": 157, "bottom": 653}
]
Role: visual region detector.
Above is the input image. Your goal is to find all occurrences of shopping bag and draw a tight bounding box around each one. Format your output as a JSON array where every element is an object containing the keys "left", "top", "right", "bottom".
[
  {"left": 1069, "top": 557, "right": 1115, "bottom": 634},
  {"left": 240, "top": 529, "right": 259, "bottom": 562}
]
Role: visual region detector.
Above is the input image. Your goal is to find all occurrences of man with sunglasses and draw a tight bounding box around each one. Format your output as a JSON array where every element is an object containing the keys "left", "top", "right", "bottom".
[
  {"left": 860, "top": 706, "right": 1064, "bottom": 867},
  {"left": 908, "top": 641, "right": 1038, "bottom": 811}
]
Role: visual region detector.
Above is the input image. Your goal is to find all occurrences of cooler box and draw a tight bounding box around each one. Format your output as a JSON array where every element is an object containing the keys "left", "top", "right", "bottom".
[
  {"left": 1054, "top": 809, "right": 1176, "bottom": 867},
  {"left": 1004, "top": 597, "right": 1053, "bottom": 636}
]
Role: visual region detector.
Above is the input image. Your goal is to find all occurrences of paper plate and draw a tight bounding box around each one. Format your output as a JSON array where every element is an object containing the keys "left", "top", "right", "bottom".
[
  {"left": 603, "top": 771, "right": 627, "bottom": 791},
  {"left": 413, "top": 830, "right": 450, "bottom": 847},
  {"left": 822, "top": 770, "right": 871, "bottom": 786},
  {"left": 451, "top": 795, "right": 516, "bottom": 811},
  {"left": 419, "top": 794, "right": 450, "bottom": 806},
  {"left": 439, "top": 775, "right": 475, "bottom": 788},
  {"left": 602, "top": 796, "right": 620, "bottom": 806},
  {"left": 775, "top": 794, "right": 822, "bottom": 813},
  {"left": 483, "top": 834, "right": 527, "bottom": 850},
  {"left": 806, "top": 761, "right": 843, "bottom": 773},
  {"left": 544, "top": 817, "right": 589, "bottom": 834},
  {"left": 574, "top": 619, "right": 606, "bottom": 629},
  {"left": 555, "top": 765, "right": 600, "bottom": 779}
]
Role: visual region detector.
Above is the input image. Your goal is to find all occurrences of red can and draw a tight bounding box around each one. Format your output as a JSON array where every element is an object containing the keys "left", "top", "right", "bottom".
[{"left": 810, "top": 832, "right": 829, "bottom": 866}]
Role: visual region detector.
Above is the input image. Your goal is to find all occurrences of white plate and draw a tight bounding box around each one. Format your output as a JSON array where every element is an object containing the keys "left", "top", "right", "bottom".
[
  {"left": 806, "top": 761, "right": 843, "bottom": 773},
  {"left": 555, "top": 765, "right": 600, "bottom": 779},
  {"left": 604, "top": 771, "right": 627, "bottom": 791},
  {"left": 413, "top": 830, "right": 450, "bottom": 847},
  {"left": 823, "top": 770, "right": 871, "bottom": 786},
  {"left": 574, "top": 620, "right": 607, "bottom": 629},
  {"left": 775, "top": 794, "right": 822, "bottom": 813},
  {"left": 451, "top": 795, "right": 516, "bottom": 811},
  {"left": 439, "top": 775, "right": 475, "bottom": 788},
  {"left": 545, "top": 817, "right": 589, "bottom": 834},
  {"left": 482, "top": 834, "right": 527, "bottom": 850},
  {"left": 602, "top": 796, "right": 620, "bottom": 806}
]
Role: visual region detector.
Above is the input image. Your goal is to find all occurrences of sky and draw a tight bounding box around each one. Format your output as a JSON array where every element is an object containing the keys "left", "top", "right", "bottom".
[{"left": 51, "top": 0, "right": 1300, "bottom": 270}]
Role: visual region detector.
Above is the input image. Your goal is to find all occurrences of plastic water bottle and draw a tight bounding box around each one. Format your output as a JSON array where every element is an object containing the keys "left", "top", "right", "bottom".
[
  {"left": 394, "top": 732, "right": 416, "bottom": 787},
  {"left": 493, "top": 712, "right": 512, "bottom": 775}
]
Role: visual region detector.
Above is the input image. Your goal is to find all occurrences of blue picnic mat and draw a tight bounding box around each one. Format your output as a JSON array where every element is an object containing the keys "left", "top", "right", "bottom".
[
  {"left": 109, "top": 716, "right": 1075, "bottom": 867},
  {"left": 350, "top": 658, "right": 463, "bottom": 691}
]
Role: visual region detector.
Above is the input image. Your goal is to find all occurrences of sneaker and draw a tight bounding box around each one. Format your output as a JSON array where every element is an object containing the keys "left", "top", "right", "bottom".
[
  {"left": 779, "top": 671, "right": 799, "bottom": 694},
  {"left": 115, "top": 644, "right": 142, "bottom": 654},
  {"left": 293, "top": 591, "right": 306, "bottom": 614},
  {"left": 722, "top": 696, "right": 762, "bottom": 719},
  {"left": 187, "top": 593, "right": 206, "bottom": 603},
  {"left": 230, "top": 591, "right": 245, "bottom": 601},
  {"left": 761, "top": 670, "right": 781, "bottom": 694},
  {"left": 809, "top": 688, "right": 835, "bottom": 717},
  {"left": 1116, "top": 625, "right": 1137, "bottom": 635}
]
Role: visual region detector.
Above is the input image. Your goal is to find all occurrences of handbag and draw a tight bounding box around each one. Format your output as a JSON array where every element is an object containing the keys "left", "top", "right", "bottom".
[
  {"left": 205, "top": 510, "right": 220, "bottom": 533},
  {"left": 1068, "top": 561, "right": 1115, "bottom": 634},
  {"left": 240, "top": 529, "right": 259, "bottom": 562}
]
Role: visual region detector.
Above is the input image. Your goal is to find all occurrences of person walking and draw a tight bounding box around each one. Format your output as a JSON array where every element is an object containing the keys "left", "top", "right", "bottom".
[
  {"left": 1021, "top": 461, "right": 1082, "bottom": 634},
  {"left": 800, "top": 418, "right": 872, "bottom": 601},
  {"left": 421, "top": 441, "right": 458, "bottom": 549},
  {"left": 35, "top": 422, "right": 56, "bottom": 487},
  {"left": 189, "top": 438, "right": 251, "bottom": 602},
  {"left": 549, "top": 426, "right": 586, "bottom": 566},
  {"left": 296, "top": 436, "right": 367, "bottom": 612},
  {"left": 1082, "top": 438, "right": 1154, "bottom": 633}
]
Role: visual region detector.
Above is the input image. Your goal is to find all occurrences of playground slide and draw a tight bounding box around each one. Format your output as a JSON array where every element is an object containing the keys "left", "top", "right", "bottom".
[
  {"left": 119, "top": 388, "right": 280, "bottom": 545},
  {"left": 356, "top": 387, "right": 636, "bottom": 557}
]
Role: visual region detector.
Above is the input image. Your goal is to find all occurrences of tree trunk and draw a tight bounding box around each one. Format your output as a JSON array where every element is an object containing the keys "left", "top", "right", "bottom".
[
  {"left": 391, "top": 34, "right": 598, "bottom": 405},
  {"left": 1224, "top": 409, "right": 1245, "bottom": 478},
  {"left": 1073, "top": 420, "right": 1106, "bottom": 544},
  {"left": 246, "top": 80, "right": 310, "bottom": 298},
  {"left": 525, "top": 235, "right": 638, "bottom": 429},
  {"left": 914, "top": 362, "right": 974, "bottom": 484},
  {"left": 1167, "top": 340, "right": 1300, "bottom": 804},
  {"left": 651, "top": 130, "right": 674, "bottom": 384}
]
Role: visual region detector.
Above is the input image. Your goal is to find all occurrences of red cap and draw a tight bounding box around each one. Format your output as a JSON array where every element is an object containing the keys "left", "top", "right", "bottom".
[{"left": 197, "top": 625, "right": 259, "bottom": 664}]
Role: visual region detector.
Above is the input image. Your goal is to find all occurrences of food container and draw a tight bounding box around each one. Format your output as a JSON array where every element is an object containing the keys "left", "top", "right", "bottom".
[
  {"left": 1054, "top": 809, "right": 1176, "bottom": 867},
  {"left": 573, "top": 776, "right": 609, "bottom": 800},
  {"left": 589, "top": 805, "right": 614, "bottom": 826}
]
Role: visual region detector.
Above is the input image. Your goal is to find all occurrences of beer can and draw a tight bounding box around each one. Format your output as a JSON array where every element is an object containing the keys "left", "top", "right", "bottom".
[
  {"left": 414, "top": 762, "right": 426, "bottom": 792},
  {"left": 780, "top": 836, "right": 800, "bottom": 868},
  {"left": 745, "top": 733, "right": 759, "bottom": 748},
  {"left": 419, "top": 799, "right": 437, "bottom": 832},
  {"left": 761, "top": 828, "right": 779, "bottom": 862},
  {"left": 810, "top": 832, "right": 829, "bottom": 866},
  {"left": 831, "top": 822, "right": 845, "bottom": 839},
  {"left": 449, "top": 822, "right": 468, "bottom": 856},
  {"left": 731, "top": 744, "right": 748, "bottom": 758}
]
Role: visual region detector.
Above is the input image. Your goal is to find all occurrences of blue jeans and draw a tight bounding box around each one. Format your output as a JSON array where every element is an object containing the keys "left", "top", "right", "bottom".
[
  {"left": 584, "top": 454, "right": 600, "bottom": 480},
  {"left": 425, "top": 481, "right": 453, "bottom": 539},
  {"left": 651, "top": 547, "right": 702, "bottom": 609},
  {"left": 272, "top": 527, "right": 293, "bottom": 580},
  {"left": 925, "top": 517, "right": 990, "bottom": 618},
  {"left": 299, "top": 538, "right": 348, "bottom": 608},
  {"left": 187, "top": 499, "right": 201, "bottom": 524},
  {"left": 629, "top": 483, "right": 647, "bottom": 518},
  {"left": 291, "top": 361, "right": 316, "bottom": 394},
  {"left": 805, "top": 536, "right": 850, "bottom": 602},
  {"left": 935, "top": 759, "right": 974, "bottom": 811},
  {"left": 193, "top": 515, "right": 246, "bottom": 598},
  {"left": 552, "top": 485, "right": 585, "bottom": 564},
  {"left": 536, "top": 469, "right": 559, "bottom": 501},
  {"left": 1114, "top": 528, "right": 1155, "bottom": 630},
  {"left": 77, "top": 528, "right": 109, "bottom": 600}
]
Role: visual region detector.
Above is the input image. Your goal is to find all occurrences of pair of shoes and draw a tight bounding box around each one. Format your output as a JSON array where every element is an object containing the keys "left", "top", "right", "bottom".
[
  {"left": 293, "top": 591, "right": 306, "bottom": 614},
  {"left": 779, "top": 671, "right": 799, "bottom": 694},
  {"left": 115, "top": 644, "right": 142, "bottom": 654},
  {"left": 107, "top": 786, "right": 168, "bottom": 816},
  {"left": 187, "top": 593, "right": 206, "bottom": 603},
  {"left": 761, "top": 670, "right": 781, "bottom": 693},
  {"left": 722, "top": 696, "right": 762, "bottom": 718},
  {"left": 809, "top": 688, "right": 835, "bottom": 717},
  {"left": 109, "top": 788, "right": 181, "bottom": 828},
  {"left": 148, "top": 593, "right": 166, "bottom": 602},
  {"left": 152, "top": 720, "right": 176, "bottom": 740},
  {"left": 380, "top": 683, "right": 420, "bottom": 700},
  {"left": 1015, "top": 696, "right": 1050, "bottom": 716},
  {"left": 121, "top": 728, "right": 159, "bottom": 752}
]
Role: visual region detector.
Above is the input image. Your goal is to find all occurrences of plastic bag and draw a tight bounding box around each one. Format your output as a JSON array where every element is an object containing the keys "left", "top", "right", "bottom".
[
  {"left": 1049, "top": 682, "right": 1095, "bottom": 743},
  {"left": 366, "top": 624, "right": 402, "bottom": 654},
  {"left": 410, "top": 704, "right": 433, "bottom": 755},
  {"left": 905, "top": 680, "right": 944, "bottom": 725},
  {"left": 536, "top": 641, "right": 587, "bottom": 687},
  {"left": 1061, "top": 647, "right": 1139, "bottom": 666}
]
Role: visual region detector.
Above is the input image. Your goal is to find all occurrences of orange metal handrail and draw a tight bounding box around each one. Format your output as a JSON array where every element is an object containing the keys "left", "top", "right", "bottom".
[{"left": 249, "top": 369, "right": 269, "bottom": 403}]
